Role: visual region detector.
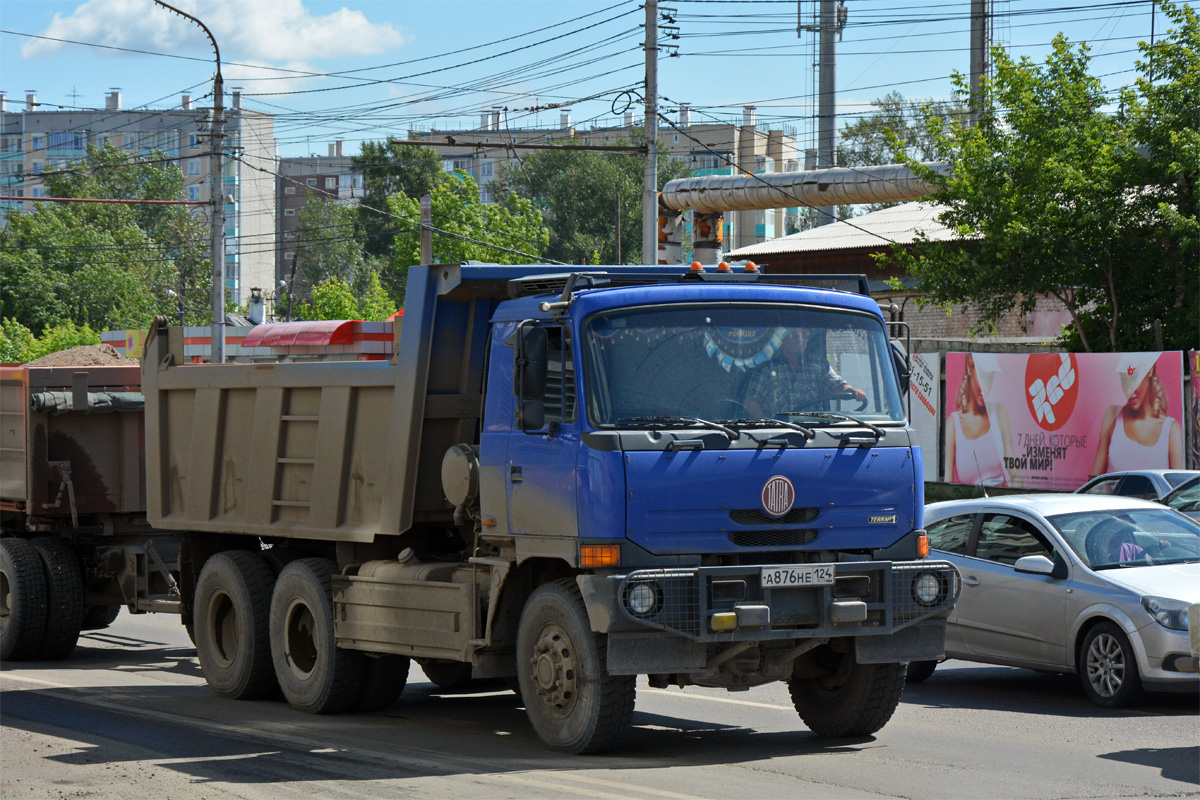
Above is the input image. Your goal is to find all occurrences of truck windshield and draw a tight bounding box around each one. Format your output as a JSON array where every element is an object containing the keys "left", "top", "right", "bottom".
[{"left": 582, "top": 305, "right": 905, "bottom": 427}]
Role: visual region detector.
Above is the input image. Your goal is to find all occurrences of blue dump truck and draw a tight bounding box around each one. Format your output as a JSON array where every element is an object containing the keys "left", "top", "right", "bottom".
[{"left": 137, "top": 263, "right": 959, "bottom": 754}]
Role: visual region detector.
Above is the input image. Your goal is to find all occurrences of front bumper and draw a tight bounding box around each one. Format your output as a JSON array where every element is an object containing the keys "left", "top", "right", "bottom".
[{"left": 583, "top": 559, "right": 960, "bottom": 642}]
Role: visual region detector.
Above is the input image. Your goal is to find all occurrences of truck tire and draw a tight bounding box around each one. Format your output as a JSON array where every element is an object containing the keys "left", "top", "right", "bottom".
[
  {"left": 516, "top": 579, "right": 635, "bottom": 754},
  {"left": 418, "top": 658, "right": 473, "bottom": 690},
  {"left": 354, "top": 654, "right": 410, "bottom": 712},
  {"left": 29, "top": 538, "right": 85, "bottom": 660},
  {"left": 905, "top": 660, "right": 938, "bottom": 684},
  {"left": 80, "top": 604, "right": 122, "bottom": 631},
  {"left": 194, "top": 551, "right": 278, "bottom": 700},
  {"left": 789, "top": 653, "right": 905, "bottom": 738},
  {"left": 270, "top": 558, "right": 365, "bottom": 714},
  {"left": 1, "top": 538, "right": 49, "bottom": 661}
]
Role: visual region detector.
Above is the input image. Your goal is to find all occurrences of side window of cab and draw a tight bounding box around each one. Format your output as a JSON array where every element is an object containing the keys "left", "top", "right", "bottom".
[{"left": 927, "top": 514, "right": 973, "bottom": 555}]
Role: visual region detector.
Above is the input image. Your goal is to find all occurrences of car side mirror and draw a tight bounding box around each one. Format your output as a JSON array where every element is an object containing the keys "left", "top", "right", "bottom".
[
  {"left": 514, "top": 324, "right": 547, "bottom": 432},
  {"left": 1014, "top": 554, "right": 1057, "bottom": 577}
]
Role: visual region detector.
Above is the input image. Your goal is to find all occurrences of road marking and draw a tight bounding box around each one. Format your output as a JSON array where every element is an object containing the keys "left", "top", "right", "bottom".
[
  {"left": 548, "top": 771, "right": 707, "bottom": 800},
  {"left": 641, "top": 687, "right": 793, "bottom": 712}
]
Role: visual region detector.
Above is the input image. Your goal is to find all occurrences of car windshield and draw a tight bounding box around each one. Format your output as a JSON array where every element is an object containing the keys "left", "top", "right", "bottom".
[
  {"left": 1162, "top": 477, "right": 1200, "bottom": 512},
  {"left": 582, "top": 304, "right": 905, "bottom": 427},
  {"left": 1047, "top": 507, "right": 1200, "bottom": 569},
  {"left": 1164, "top": 472, "right": 1197, "bottom": 489}
]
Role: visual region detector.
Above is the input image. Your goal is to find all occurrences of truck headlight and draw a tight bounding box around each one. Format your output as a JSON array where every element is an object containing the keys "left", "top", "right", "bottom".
[
  {"left": 626, "top": 581, "right": 661, "bottom": 617},
  {"left": 913, "top": 572, "right": 942, "bottom": 605},
  {"left": 1141, "top": 596, "right": 1189, "bottom": 631}
]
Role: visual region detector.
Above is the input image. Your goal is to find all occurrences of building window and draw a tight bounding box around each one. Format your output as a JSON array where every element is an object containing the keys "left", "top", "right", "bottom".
[
  {"left": 31, "top": 161, "right": 43, "bottom": 175},
  {"left": 188, "top": 134, "right": 201, "bottom": 149},
  {"left": 284, "top": 186, "right": 296, "bottom": 195},
  {"left": 324, "top": 177, "right": 337, "bottom": 189},
  {"left": 48, "top": 132, "right": 86, "bottom": 150},
  {"left": 283, "top": 208, "right": 296, "bottom": 217},
  {"left": 284, "top": 251, "right": 294, "bottom": 261},
  {"left": 674, "top": 133, "right": 680, "bottom": 143},
  {"left": 124, "top": 135, "right": 136, "bottom": 149},
  {"left": 31, "top": 136, "right": 45, "bottom": 152},
  {"left": 480, "top": 161, "right": 494, "bottom": 178},
  {"left": 31, "top": 187, "right": 44, "bottom": 198},
  {"left": 305, "top": 178, "right": 317, "bottom": 187},
  {"left": 187, "top": 186, "right": 200, "bottom": 201},
  {"left": 0, "top": 136, "right": 22, "bottom": 153},
  {"left": 188, "top": 159, "right": 201, "bottom": 176}
]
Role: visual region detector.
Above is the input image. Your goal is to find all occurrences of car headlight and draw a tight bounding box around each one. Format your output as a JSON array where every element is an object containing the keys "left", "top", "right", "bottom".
[
  {"left": 626, "top": 581, "right": 661, "bottom": 616},
  {"left": 1141, "top": 596, "right": 1190, "bottom": 631},
  {"left": 912, "top": 572, "right": 942, "bottom": 605}
]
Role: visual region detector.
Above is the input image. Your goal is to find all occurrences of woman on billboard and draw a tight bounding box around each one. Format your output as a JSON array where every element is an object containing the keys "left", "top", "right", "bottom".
[
  {"left": 1091, "top": 353, "right": 1184, "bottom": 474},
  {"left": 947, "top": 353, "right": 1016, "bottom": 486}
]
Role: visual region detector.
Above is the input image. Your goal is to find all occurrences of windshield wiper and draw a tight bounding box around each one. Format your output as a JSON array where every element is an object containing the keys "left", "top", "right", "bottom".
[
  {"left": 616, "top": 415, "right": 739, "bottom": 440},
  {"left": 721, "top": 418, "right": 815, "bottom": 440},
  {"left": 778, "top": 410, "right": 886, "bottom": 439}
]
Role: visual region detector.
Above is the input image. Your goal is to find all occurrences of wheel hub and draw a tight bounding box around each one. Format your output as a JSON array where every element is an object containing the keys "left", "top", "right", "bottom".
[
  {"left": 528, "top": 622, "right": 577, "bottom": 716},
  {"left": 1086, "top": 633, "right": 1124, "bottom": 697}
]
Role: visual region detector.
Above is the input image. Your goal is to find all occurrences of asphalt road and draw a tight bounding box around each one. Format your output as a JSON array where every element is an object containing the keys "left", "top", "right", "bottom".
[{"left": 1, "top": 612, "right": 1197, "bottom": 800}]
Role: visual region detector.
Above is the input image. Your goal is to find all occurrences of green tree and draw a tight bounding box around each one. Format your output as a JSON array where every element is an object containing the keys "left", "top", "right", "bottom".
[
  {"left": 495, "top": 135, "right": 690, "bottom": 265},
  {"left": 293, "top": 275, "right": 397, "bottom": 322},
  {"left": 387, "top": 172, "right": 549, "bottom": 288},
  {"left": 0, "top": 143, "right": 211, "bottom": 334},
  {"left": 358, "top": 272, "right": 397, "bottom": 321},
  {"left": 0, "top": 318, "right": 101, "bottom": 363},
  {"left": 293, "top": 194, "right": 383, "bottom": 297},
  {"left": 877, "top": 3, "right": 1198, "bottom": 352},
  {"left": 353, "top": 139, "right": 446, "bottom": 258}
]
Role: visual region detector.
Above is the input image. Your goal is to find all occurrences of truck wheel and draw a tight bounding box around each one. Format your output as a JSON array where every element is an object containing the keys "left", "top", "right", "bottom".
[
  {"left": 29, "top": 538, "right": 85, "bottom": 660},
  {"left": 270, "top": 558, "right": 364, "bottom": 714},
  {"left": 516, "top": 579, "right": 635, "bottom": 754},
  {"left": 1080, "top": 622, "right": 1144, "bottom": 708},
  {"left": 418, "top": 658, "right": 473, "bottom": 690},
  {"left": 80, "top": 604, "right": 122, "bottom": 631},
  {"left": 789, "top": 651, "right": 905, "bottom": 737},
  {"left": 354, "top": 654, "right": 410, "bottom": 712},
  {"left": 905, "top": 660, "right": 938, "bottom": 684},
  {"left": 194, "top": 551, "right": 278, "bottom": 700},
  {"left": 1, "top": 538, "right": 48, "bottom": 661}
]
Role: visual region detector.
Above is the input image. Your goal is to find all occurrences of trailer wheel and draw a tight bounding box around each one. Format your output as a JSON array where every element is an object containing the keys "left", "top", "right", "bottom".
[
  {"left": 354, "top": 654, "right": 410, "bottom": 712},
  {"left": 270, "top": 558, "right": 364, "bottom": 714},
  {"left": 789, "top": 649, "right": 905, "bottom": 737},
  {"left": 516, "top": 579, "right": 635, "bottom": 754},
  {"left": 29, "top": 538, "right": 85, "bottom": 660},
  {"left": 80, "top": 604, "right": 122, "bottom": 631},
  {"left": 1, "top": 538, "right": 49, "bottom": 661},
  {"left": 194, "top": 551, "right": 278, "bottom": 700}
]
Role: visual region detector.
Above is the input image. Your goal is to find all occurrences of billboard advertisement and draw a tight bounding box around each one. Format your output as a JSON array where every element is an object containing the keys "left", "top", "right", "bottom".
[
  {"left": 945, "top": 351, "right": 1185, "bottom": 491},
  {"left": 909, "top": 352, "right": 941, "bottom": 482}
]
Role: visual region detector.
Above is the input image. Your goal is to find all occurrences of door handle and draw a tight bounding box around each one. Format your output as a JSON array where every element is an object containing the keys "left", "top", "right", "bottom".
[
  {"left": 510, "top": 466, "right": 523, "bottom": 483},
  {"left": 962, "top": 576, "right": 980, "bottom": 587}
]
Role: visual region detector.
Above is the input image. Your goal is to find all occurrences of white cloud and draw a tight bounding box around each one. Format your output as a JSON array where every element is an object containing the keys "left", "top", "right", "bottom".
[{"left": 22, "top": 0, "right": 406, "bottom": 62}]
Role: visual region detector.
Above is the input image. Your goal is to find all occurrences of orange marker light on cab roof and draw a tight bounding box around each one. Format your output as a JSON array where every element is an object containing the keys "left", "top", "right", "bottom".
[
  {"left": 716, "top": 261, "right": 732, "bottom": 272},
  {"left": 917, "top": 533, "right": 929, "bottom": 558},
  {"left": 743, "top": 261, "right": 759, "bottom": 273},
  {"left": 689, "top": 261, "right": 705, "bottom": 272},
  {"left": 581, "top": 544, "right": 620, "bottom": 568}
]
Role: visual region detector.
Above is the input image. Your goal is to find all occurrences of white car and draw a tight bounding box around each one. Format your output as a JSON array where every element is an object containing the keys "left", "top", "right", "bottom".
[
  {"left": 912, "top": 494, "right": 1199, "bottom": 706},
  {"left": 1075, "top": 469, "right": 1198, "bottom": 501}
]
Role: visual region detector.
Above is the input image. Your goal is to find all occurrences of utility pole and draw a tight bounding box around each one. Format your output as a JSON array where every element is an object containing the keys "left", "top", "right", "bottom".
[
  {"left": 420, "top": 193, "right": 433, "bottom": 265},
  {"left": 969, "top": 0, "right": 989, "bottom": 126},
  {"left": 153, "top": 1, "right": 225, "bottom": 362},
  {"left": 643, "top": 0, "right": 658, "bottom": 265},
  {"left": 815, "top": 0, "right": 841, "bottom": 225},
  {"left": 615, "top": 191, "right": 621, "bottom": 264}
]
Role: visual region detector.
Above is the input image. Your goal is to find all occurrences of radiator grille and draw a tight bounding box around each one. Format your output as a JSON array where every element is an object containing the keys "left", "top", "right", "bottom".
[
  {"left": 730, "top": 507, "right": 818, "bottom": 526},
  {"left": 729, "top": 529, "right": 819, "bottom": 548}
]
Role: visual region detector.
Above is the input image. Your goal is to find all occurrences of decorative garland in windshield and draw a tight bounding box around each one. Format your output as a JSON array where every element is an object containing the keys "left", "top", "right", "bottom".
[{"left": 704, "top": 325, "right": 787, "bottom": 373}]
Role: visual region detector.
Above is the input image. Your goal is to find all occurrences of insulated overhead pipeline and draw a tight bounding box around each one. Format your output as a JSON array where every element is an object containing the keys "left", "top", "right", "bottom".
[{"left": 659, "top": 162, "right": 950, "bottom": 213}]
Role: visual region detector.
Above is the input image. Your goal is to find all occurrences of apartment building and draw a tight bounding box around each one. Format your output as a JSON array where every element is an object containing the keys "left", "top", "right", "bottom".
[
  {"left": 276, "top": 142, "right": 364, "bottom": 282},
  {"left": 411, "top": 105, "right": 802, "bottom": 252},
  {"left": 0, "top": 89, "right": 276, "bottom": 305}
]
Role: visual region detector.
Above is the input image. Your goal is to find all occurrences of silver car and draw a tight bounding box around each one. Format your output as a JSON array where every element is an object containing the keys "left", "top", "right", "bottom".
[
  {"left": 912, "top": 494, "right": 1200, "bottom": 706},
  {"left": 1075, "top": 469, "right": 1199, "bottom": 501},
  {"left": 1161, "top": 475, "right": 1200, "bottom": 522}
]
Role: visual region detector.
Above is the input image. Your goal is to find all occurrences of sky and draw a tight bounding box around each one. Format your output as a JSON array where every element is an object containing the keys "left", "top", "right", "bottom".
[{"left": 0, "top": 0, "right": 1189, "bottom": 159}]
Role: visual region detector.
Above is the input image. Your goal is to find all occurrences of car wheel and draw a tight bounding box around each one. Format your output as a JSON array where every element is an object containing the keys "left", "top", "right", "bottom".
[
  {"left": 1079, "top": 621, "right": 1143, "bottom": 708},
  {"left": 905, "top": 660, "right": 938, "bottom": 683}
]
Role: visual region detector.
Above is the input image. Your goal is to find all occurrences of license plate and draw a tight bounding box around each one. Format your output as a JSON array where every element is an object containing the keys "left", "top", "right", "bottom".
[{"left": 761, "top": 564, "right": 835, "bottom": 588}]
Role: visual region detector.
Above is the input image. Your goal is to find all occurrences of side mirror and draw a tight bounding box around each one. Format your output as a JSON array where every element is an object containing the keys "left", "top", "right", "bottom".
[
  {"left": 890, "top": 340, "right": 910, "bottom": 394},
  {"left": 1013, "top": 554, "right": 1056, "bottom": 577},
  {"left": 514, "top": 324, "right": 547, "bottom": 432}
]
